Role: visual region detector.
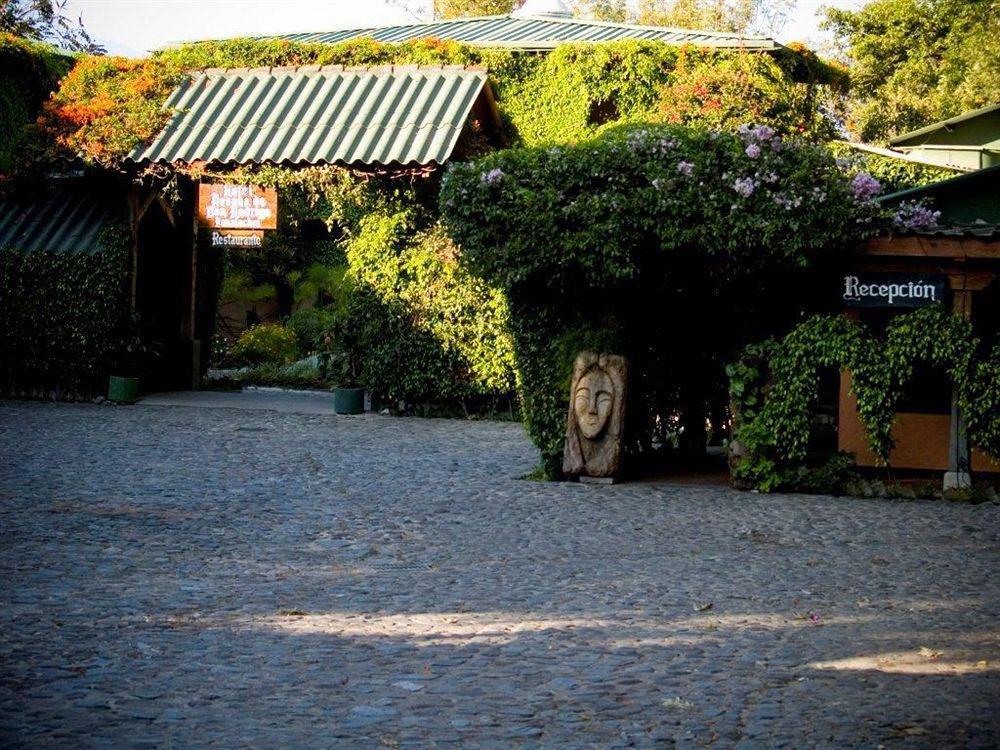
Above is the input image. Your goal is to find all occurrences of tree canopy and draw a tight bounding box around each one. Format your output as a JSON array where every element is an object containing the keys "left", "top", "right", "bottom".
[
  {"left": 824, "top": 0, "right": 1000, "bottom": 142},
  {"left": 0, "top": 0, "right": 102, "bottom": 53}
]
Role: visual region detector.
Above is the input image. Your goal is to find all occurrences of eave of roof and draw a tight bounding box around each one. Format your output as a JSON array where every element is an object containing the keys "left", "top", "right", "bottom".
[
  {"left": 888, "top": 102, "right": 1000, "bottom": 146},
  {"left": 0, "top": 185, "right": 118, "bottom": 255},
  {"left": 259, "top": 13, "right": 780, "bottom": 51},
  {"left": 879, "top": 163, "right": 1000, "bottom": 204},
  {"left": 127, "top": 65, "right": 495, "bottom": 168},
  {"left": 836, "top": 140, "right": 971, "bottom": 173}
]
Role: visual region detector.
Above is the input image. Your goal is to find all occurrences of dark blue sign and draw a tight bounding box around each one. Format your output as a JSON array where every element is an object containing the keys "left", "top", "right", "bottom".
[{"left": 841, "top": 273, "right": 948, "bottom": 308}]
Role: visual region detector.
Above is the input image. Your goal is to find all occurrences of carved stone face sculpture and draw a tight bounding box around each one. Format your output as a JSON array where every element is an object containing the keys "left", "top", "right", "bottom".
[
  {"left": 573, "top": 369, "right": 614, "bottom": 439},
  {"left": 563, "top": 351, "right": 629, "bottom": 479}
]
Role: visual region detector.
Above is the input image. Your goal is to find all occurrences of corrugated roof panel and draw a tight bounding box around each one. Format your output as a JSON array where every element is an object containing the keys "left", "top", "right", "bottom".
[
  {"left": 264, "top": 14, "right": 779, "bottom": 50},
  {"left": 128, "top": 66, "right": 490, "bottom": 166},
  {"left": 0, "top": 186, "right": 117, "bottom": 255}
]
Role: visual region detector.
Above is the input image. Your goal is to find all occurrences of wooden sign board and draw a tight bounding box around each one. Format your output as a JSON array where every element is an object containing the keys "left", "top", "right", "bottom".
[
  {"left": 205, "top": 229, "right": 265, "bottom": 249},
  {"left": 197, "top": 184, "right": 277, "bottom": 230}
]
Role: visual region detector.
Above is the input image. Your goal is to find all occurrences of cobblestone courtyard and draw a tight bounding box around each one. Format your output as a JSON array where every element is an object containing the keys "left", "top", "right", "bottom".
[{"left": 1, "top": 400, "right": 998, "bottom": 748}]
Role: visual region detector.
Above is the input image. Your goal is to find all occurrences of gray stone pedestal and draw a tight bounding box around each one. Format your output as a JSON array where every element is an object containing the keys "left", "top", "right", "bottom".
[{"left": 943, "top": 471, "right": 972, "bottom": 490}]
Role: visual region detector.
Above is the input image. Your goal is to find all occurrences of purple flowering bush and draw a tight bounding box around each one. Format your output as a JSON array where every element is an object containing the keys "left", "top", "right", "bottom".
[
  {"left": 850, "top": 171, "right": 882, "bottom": 202},
  {"left": 443, "top": 123, "right": 885, "bottom": 292},
  {"left": 893, "top": 200, "right": 941, "bottom": 231}
]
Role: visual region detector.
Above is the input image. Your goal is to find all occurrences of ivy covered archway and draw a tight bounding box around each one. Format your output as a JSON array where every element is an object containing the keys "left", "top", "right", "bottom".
[{"left": 441, "top": 123, "right": 886, "bottom": 475}]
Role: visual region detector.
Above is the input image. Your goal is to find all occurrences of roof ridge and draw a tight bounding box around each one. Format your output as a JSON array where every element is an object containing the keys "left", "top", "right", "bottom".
[
  {"left": 194, "top": 64, "right": 488, "bottom": 75},
  {"left": 256, "top": 13, "right": 773, "bottom": 41},
  {"left": 507, "top": 12, "right": 775, "bottom": 40}
]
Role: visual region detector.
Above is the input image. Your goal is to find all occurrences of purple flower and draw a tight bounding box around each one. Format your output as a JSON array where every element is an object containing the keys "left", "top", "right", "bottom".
[
  {"left": 773, "top": 193, "right": 802, "bottom": 210},
  {"left": 677, "top": 161, "right": 694, "bottom": 176},
  {"left": 739, "top": 123, "right": 776, "bottom": 142},
  {"left": 733, "top": 177, "right": 756, "bottom": 197},
  {"left": 851, "top": 171, "right": 881, "bottom": 202},
  {"left": 480, "top": 167, "right": 504, "bottom": 186},
  {"left": 893, "top": 200, "right": 941, "bottom": 230},
  {"left": 745, "top": 143, "right": 761, "bottom": 159}
]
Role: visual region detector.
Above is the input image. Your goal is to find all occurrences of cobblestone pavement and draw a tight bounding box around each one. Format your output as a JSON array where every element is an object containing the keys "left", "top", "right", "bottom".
[{"left": 1, "top": 400, "right": 998, "bottom": 749}]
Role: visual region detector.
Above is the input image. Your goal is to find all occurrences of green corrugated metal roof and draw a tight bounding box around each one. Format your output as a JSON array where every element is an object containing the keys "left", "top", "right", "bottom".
[
  {"left": 0, "top": 186, "right": 116, "bottom": 255},
  {"left": 889, "top": 103, "right": 1000, "bottom": 146},
  {"left": 880, "top": 164, "right": 1000, "bottom": 227},
  {"left": 129, "top": 65, "right": 492, "bottom": 167},
  {"left": 836, "top": 141, "right": 970, "bottom": 173},
  {"left": 263, "top": 13, "right": 780, "bottom": 51}
]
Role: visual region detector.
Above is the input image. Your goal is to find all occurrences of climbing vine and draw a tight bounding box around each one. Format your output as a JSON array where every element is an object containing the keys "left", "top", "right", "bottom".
[{"left": 729, "top": 307, "right": 1000, "bottom": 491}]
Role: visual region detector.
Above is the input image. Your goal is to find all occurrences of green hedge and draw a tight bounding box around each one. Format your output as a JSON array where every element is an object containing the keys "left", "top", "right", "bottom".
[
  {"left": 0, "top": 221, "right": 130, "bottom": 395},
  {"left": 228, "top": 322, "right": 300, "bottom": 366},
  {"left": 441, "top": 124, "right": 885, "bottom": 474},
  {"left": 340, "top": 192, "right": 516, "bottom": 406}
]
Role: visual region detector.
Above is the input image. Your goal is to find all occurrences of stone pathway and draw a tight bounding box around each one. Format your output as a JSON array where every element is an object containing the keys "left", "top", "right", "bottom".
[{"left": 1, "top": 400, "right": 998, "bottom": 748}]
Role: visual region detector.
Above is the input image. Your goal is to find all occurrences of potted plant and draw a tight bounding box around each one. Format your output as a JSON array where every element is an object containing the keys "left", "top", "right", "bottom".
[
  {"left": 107, "top": 315, "right": 157, "bottom": 404},
  {"left": 319, "top": 329, "right": 364, "bottom": 415}
]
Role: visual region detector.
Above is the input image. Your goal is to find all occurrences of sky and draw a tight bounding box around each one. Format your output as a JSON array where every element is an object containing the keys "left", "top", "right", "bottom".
[{"left": 63, "top": 0, "right": 866, "bottom": 57}]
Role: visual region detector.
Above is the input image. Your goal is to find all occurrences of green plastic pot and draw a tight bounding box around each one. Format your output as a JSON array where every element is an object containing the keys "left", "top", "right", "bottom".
[
  {"left": 333, "top": 387, "right": 365, "bottom": 415},
  {"left": 108, "top": 375, "right": 139, "bottom": 404}
]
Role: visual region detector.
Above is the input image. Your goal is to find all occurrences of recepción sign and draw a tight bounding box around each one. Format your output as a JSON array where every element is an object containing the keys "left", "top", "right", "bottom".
[
  {"left": 198, "top": 184, "right": 277, "bottom": 230},
  {"left": 841, "top": 273, "right": 948, "bottom": 308}
]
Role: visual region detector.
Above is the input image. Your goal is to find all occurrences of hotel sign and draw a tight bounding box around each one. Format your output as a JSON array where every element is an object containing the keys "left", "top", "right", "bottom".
[
  {"left": 197, "top": 184, "right": 277, "bottom": 230},
  {"left": 841, "top": 273, "right": 948, "bottom": 308}
]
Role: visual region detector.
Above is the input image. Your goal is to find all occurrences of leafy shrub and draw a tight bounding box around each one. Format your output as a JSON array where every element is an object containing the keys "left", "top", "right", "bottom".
[
  {"left": 341, "top": 201, "right": 517, "bottom": 403},
  {"left": 228, "top": 323, "right": 299, "bottom": 367},
  {"left": 0, "top": 33, "right": 74, "bottom": 173},
  {"left": 287, "top": 306, "right": 339, "bottom": 354},
  {"left": 235, "top": 359, "right": 331, "bottom": 390}
]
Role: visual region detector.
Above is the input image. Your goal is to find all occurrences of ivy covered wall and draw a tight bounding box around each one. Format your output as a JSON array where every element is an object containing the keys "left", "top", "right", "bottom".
[
  {"left": 729, "top": 309, "right": 1000, "bottom": 492},
  {"left": 0, "top": 220, "right": 131, "bottom": 396}
]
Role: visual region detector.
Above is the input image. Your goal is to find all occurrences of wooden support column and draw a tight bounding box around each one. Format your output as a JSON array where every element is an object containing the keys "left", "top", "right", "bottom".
[
  {"left": 126, "top": 193, "right": 140, "bottom": 312},
  {"left": 181, "top": 186, "right": 201, "bottom": 390},
  {"left": 945, "top": 272, "right": 974, "bottom": 489}
]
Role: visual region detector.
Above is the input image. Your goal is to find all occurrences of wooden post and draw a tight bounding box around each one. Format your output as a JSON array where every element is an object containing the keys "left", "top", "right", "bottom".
[
  {"left": 181, "top": 185, "right": 201, "bottom": 390},
  {"left": 945, "top": 273, "right": 973, "bottom": 489},
  {"left": 127, "top": 193, "right": 140, "bottom": 311}
]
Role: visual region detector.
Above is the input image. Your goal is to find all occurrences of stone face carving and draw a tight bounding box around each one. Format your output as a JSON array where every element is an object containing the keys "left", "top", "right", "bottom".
[{"left": 563, "top": 351, "right": 628, "bottom": 479}]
